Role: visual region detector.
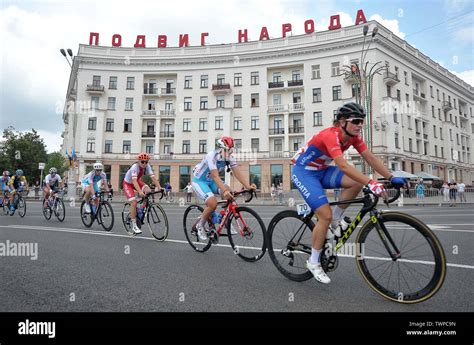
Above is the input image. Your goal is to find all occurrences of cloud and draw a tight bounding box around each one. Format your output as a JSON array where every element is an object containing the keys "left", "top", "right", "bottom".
[
  {"left": 450, "top": 69, "right": 474, "bottom": 87},
  {"left": 455, "top": 26, "right": 474, "bottom": 42},
  {"left": 36, "top": 129, "right": 63, "bottom": 153},
  {"left": 369, "top": 14, "right": 405, "bottom": 39}
]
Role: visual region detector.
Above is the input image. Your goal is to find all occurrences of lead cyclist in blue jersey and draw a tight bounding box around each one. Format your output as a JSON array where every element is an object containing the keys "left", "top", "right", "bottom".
[
  {"left": 192, "top": 136, "right": 257, "bottom": 241},
  {"left": 82, "top": 162, "right": 110, "bottom": 214}
]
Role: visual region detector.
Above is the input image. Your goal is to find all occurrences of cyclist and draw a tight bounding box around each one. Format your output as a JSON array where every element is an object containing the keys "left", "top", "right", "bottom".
[
  {"left": 122, "top": 153, "right": 163, "bottom": 234},
  {"left": 82, "top": 162, "right": 110, "bottom": 214},
  {"left": 43, "top": 167, "right": 65, "bottom": 209},
  {"left": 291, "top": 102, "right": 407, "bottom": 284},
  {"left": 192, "top": 136, "right": 256, "bottom": 241},
  {"left": 7, "top": 169, "right": 29, "bottom": 214},
  {"left": 0, "top": 170, "right": 10, "bottom": 207}
]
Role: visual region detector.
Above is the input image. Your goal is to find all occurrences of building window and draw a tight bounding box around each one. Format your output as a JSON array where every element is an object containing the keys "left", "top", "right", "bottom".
[
  {"left": 386, "top": 85, "right": 391, "bottom": 97},
  {"left": 234, "top": 139, "right": 242, "bottom": 152},
  {"left": 147, "top": 100, "right": 155, "bottom": 111},
  {"left": 251, "top": 116, "right": 259, "bottom": 130},
  {"left": 332, "top": 86, "right": 341, "bottom": 100},
  {"left": 91, "top": 96, "right": 99, "bottom": 109},
  {"left": 124, "top": 119, "right": 132, "bottom": 132},
  {"left": 125, "top": 97, "right": 133, "bottom": 110},
  {"left": 274, "top": 138, "right": 283, "bottom": 152},
  {"left": 292, "top": 137, "right": 303, "bottom": 152},
  {"left": 200, "top": 75, "right": 208, "bottom": 88},
  {"left": 200, "top": 96, "right": 208, "bottom": 110},
  {"left": 184, "top": 97, "right": 192, "bottom": 111},
  {"left": 179, "top": 166, "right": 191, "bottom": 190},
  {"left": 292, "top": 70, "right": 301, "bottom": 81},
  {"left": 126, "top": 77, "right": 135, "bottom": 90},
  {"left": 215, "top": 116, "right": 223, "bottom": 130},
  {"left": 437, "top": 89, "right": 440, "bottom": 101},
  {"left": 408, "top": 138, "right": 413, "bottom": 152},
  {"left": 271, "top": 164, "right": 283, "bottom": 185},
  {"left": 184, "top": 76, "right": 192, "bottom": 89},
  {"left": 145, "top": 142, "right": 154, "bottom": 154},
  {"left": 313, "top": 111, "right": 322, "bottom": 126},
  {"left": 404, "top": 71, "right": 408, "bottom": 85},
  {"left": 395, "top": 133, "right": 399, "bottom": 148},
  {"left": 331, "top": 62, "right": 340, "bottom": 76},
  {"left": 430, "top": 85, "right": 433, "bottom": 98},
  {"left": 182, "top": 140, "right": 191, "bottom": 154},
  {"left": 199, "top": 140, "right": 207, "bottom": 153},
  {"left": 234, "top": 94, "right": 242, "bottom": 108},
  {"left": 251, "top": 138, "right": 259, "bottom": 152},
  {"left": 199, "top": 118, "right": 207, "bottom": 131},
  {"left": 438, "top": 108, "right": 441, "bottom": 120},
  {"left": 159, "top": 166, "right": 170, "bottom": 188},
  {"left": 92, "top": 75, "right": 101, "bottom": 86},
  {"left": 183, "top": 119, "right": 191, "bottom": 132},
  {"left": 109, "top": 76, "right": 117, "bottom": 89},
  {"left": 251, "top": 72, "right": 259, "bottom": 85},
  {"left": 217, "top": 74, "right": 225, "bottom": 85},
  {"left": 86, "top": 139, "right": 95, "bottom": 153},
  {"left": 312, "top": 65, "right": 321, "bottom": 79},
  {"left": 434, "top": 145, "right": 438, "bottom": 157},
  {"left": 104, "top": 140, "right": 113, "bottom": 153},
  {"left": 105, "top": 119, "right": 114, "bottom": 132},
  {"left": 234, "top": 73, "right": 242, "bottom": 86},
  {"left": 234, "top": 117, "right": 242, "bottom": 130},
  {"left": 441, "top": 147, "right": 444, "bottom": 158},
  {"left": 251, "top": 93, "right": 259, "bottom": 107},
  {"left": 249, "top": 165, "right": 261, "bottom": 190},
  {"left": 88, "top": 117, "right": 97, "bottom": 130},
  {"left": 440, "top": 128, "right": 443, "bottom": 140},
  {"left": 393, "top": 109, "right": 398, "bottom": 123},
  {"left": 293, "top": 92, "right": 301, "bottom": 104},
  {"left": 107, "top": 97, "right": 116, "bottom": 110},
  {"left": 216, "top": 95, "right": 225, "bottom": 108},
  {"left": 163, "top": 144, "right": 172, "bottom": 154},
  {"left": 433, "top": 125, "right": 437, "bottom": 138},
  {"left": 273, "top": 72, "right": 282, "bottom": 83},
  {"left": 352, "top": 84, "right": 361, "bottom": 98},
  {"left": 312, "top": 88, "right": 322, "bottom": 103}
]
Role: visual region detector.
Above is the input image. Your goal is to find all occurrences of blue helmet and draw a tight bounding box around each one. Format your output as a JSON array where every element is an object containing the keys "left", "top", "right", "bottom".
[{"left": 16, "top": 169, "right": 24, "bottom": 176}]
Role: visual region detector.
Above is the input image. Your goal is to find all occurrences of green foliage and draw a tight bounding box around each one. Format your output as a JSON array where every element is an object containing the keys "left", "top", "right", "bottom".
[{"left": 45, "top": 152, "right": 68, "bottom": 177}]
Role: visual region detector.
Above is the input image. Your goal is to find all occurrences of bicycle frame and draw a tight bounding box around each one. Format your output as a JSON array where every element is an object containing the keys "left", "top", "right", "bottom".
[{"left": 210, "top": 190, "right": 254, "bottom": 237}]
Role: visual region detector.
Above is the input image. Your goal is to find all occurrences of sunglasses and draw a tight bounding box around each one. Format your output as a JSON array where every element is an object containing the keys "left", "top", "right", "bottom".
[
  {"left": 140, "top": 160, "right": 149, "bottom": 164},
  {"left": 346, "top": 118, "right": 365, "bottom": 125}
]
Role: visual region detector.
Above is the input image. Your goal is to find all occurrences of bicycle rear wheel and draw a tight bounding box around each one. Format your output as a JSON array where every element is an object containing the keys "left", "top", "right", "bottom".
[
  {"left": 54, "top": 198, "right": 66, "bottom": 222},
  {"left": 356, "top": 212, "right": 446, "bottom": 304},
  {"left": 121, "top": 202, "right": 135, "bottom": 236},
  {"left": 226, "top": 206, "right": 267, "bottom": 262},
  {"left": 183, "top": 205, "right": 212, "bottom": 253},
  {"left": 80, "top": 201, "right": 94, "bottom": 228},
  {"left": 17, "top": 197, "right": 26, "bottom": 217},
  {"left": 98, "top": 201, "right": 114, "bottom": 231},
  {"left": 147, "top": 203, "right": 169, "bottom": 241},
  {"left": 267, "top": 210, "right": 314, "bottom": 282}
]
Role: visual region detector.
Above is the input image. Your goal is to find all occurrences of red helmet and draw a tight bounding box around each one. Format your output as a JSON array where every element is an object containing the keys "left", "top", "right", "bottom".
[
  {"left": 216, "top": 136, "right": 234, "bottom": 150},
  {"left": 137, "top": 152, "right": 151, "bottom": 161}
]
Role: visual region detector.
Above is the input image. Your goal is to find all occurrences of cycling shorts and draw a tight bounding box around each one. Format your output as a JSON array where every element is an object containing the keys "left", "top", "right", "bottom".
[
  {"left": 122, "top": 180, "right": 145, "bottom": 201},
  {"left": 82, "top": 180, "right": 101, "bottom": 194},
  {"left": 192, "top": 178, "right": 219, "bottom": 202},
  {"left": 291, "top": 165, "right": 344, "bottom": 211}
]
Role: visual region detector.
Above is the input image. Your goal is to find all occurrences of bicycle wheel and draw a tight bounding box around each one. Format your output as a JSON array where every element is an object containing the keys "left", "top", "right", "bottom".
[
  {"left": 121, "top": 202, "right": 135, "bottom": 236},
  {"left": 183, "top": 205, "right": 212, "bottom": 253},
  {"left": 17, "top": 197, "right": 26, "bottom": 217},
  {"left": 147, "top": 202, "right": 169, "bottom": 241},
  {"left": 54, "top": 198, "right": 66, "bottom": 222},
  {"left": 98, "top": 201, "right": 114, "bottom": 231},
  {"left": 267, "top": 210, "right": 314, "bottom": 282},
  {"left": 226, "top": 206, "right": 267, "bottom": 262},
  {"left": 80, "top": 201, "right": 94, "bottom": 228},
  {"left": 43, "top": 201, "right": 52, "bottom": 220},
  {"left": 355, "top": 212, "right": 447, "bottom": 304}
]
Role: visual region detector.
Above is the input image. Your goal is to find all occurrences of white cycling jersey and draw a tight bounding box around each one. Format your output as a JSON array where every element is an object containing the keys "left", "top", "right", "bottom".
[
  {"left": 123, "top": 163, "right": 155, "bottom": 184},
  {"left": 44, "top": 174, "right": 62, "bottom": 187},
  {"left": 192, "top": 150, "right": 237, "bottom": 181}
]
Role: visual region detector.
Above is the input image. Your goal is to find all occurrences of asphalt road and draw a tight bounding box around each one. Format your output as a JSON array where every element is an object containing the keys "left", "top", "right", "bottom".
[{"left": 0, "top": 200, "right": 473, "bottom": 312}]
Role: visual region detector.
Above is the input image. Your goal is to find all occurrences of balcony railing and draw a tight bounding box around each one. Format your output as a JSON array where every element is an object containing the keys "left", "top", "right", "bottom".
[
  {"left": 442, "top": 101, "right": 453, "bottom": 111},
  {"left": 287, "top": 79, "right": 303, "bottom": 87},
  {"left": 141, "top": 131, "right": 156, "bottom": 138},
  {"left": 211, "top": 84, "right": 231, "bottom": 94},
  {"left": 383, "top": 71, "right": 400, "bottom": 86},
  {"left": 268, "top": 81, "right": 284, "bottom": 88},
  {"left": 269, "top": 128, "right": 285, "bottom": 135},
  {"left": 289, "top": 103, "right": 304, "bottom": 112},
  {"left": 161, "top": 88, "right": 176, "bottom": 95},
  {"left": 143, "top": 87, "right": 158, "bottom": 95},
  {"left": 268, "top": 104, "right": 287, "bottom": 113},
  {"left": 160, "top": 131, "right": 175, "bottom": 138},
  {"left": 160, "top": 109, "right": 176, "bottom": 116},
  {"left": 289, "top": 126, "right": 304, "bottom": 134},
  {"left": 142, "top": 110, "right": 157, "bottom": 116},
  {"left": 86, "top": 84, "right": 104, "bottom": 93}
]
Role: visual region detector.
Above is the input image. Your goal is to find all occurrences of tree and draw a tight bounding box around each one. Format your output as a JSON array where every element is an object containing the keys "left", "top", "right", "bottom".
[
  {"left": 0, "top": 127, "right": 48, "bottom": 184},
  {"left": 45, "top": 152, "right": 68, "bottom": 178}
]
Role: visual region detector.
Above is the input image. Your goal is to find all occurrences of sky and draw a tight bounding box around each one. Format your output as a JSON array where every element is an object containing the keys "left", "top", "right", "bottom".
[{"left": 0, "top": 0, "right": 473, "bottom": 153}]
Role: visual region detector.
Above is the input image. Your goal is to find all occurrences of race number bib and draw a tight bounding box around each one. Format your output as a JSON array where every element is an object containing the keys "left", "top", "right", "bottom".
[{"left": 296, "top": 202, "right": 311, "bottom": 216}]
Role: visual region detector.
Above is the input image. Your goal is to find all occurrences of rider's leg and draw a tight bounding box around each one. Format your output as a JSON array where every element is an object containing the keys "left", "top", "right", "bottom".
[
  {"left": 311, "top": 204, "right": 333, "bottom": 261},
  {"left": 84, "top": 184, "right": 92, "bottom": 204},
  {"left": 200, "top": 195, "right": 217, "bottom": 227},
  {"left": 43, "top": 186, "right": 51, "bottom": 208},
  {"left": 330, "top": 175, "right": 363, "bottom": 227}
]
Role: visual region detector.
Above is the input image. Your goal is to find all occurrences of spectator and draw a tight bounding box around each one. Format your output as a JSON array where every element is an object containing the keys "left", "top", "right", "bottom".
[
  {"left": 184, "top": 182, "right": 193, "bottom": 203},
  {"left": 270, "top": 184, "right": 276, "bottom": 203},
  {"left": 448, "top": 181, "right": 457, "bottom": 207},
  {"left": 34, "top": 181, "right": 40, "bottom": 200},
  {"left": 108, "top": 182, "right": 114, "bottom": 201},
  {"left": 334, "top": 188, "right": 341, "bottom": 201},
  {"left": 165, "top": 182, "right": 172, "bottom": 203},
  {"left": 457, "top": 181, "right": 466, "bottom": 203},
  {"left": 442, "top": 181, "right": 450, "bottom": 202},
  {"left": 415, "top": 180, "right": 425, "bottom": 206},
  {"left": 277, "top": 182, "right": 284, "bottom": 205}
]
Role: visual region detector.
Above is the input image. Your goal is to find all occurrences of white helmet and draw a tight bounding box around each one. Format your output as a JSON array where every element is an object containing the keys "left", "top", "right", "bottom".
[
  {"left": 93, "top": 162, "right": 103, "bottom": 170},
  {"left": 49, "top": 167, "right": 57, "bottom": 174}
]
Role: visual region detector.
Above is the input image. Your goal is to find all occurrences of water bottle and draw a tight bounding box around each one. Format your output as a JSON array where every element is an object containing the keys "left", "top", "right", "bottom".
[
  {"left": 91, "top": 203, "right": 97, "bottom": 215},
  {"left": 212, "top": 211, "right": 220, "bottom": 225},
  {"left": 137, "top": 204, "right": 145, "bottom": 221},
  {"left": 334, "top": 216, "right": 351, "bottom": 238}
]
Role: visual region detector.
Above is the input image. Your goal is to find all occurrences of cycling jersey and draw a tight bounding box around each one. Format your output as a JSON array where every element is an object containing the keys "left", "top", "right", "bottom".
[
  {"left": 44, "top": 174, "right": 62, "bottom": 187},
  {"left": 123, "top": 163, "right": 155, "bottom": 184},
  {"left": 8, "top": 176, "right": 27, "bottom": 191},
  {"left": 292, "top": 127, "right": 367, "bottom": 171},
  {"left": 0, "top": 176, "right": 10, "bottom": 190},
  {"left": 192, "top": 150, "right": 237, "bottom": 181},
  {"left": 82, "top": 171, "right": 107, "bottom": 185}
]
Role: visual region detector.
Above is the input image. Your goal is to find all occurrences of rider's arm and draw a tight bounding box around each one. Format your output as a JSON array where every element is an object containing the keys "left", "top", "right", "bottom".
[
  {"left": 334, "top": 155, "right": 371, "bottom": 185},
  {"left": 231, "top": 166, "right": 252, "bottom": 190},
  {"left": 360, "top": 150, "right": 392, "bottom": 179},
  {"left": 150, "top": 175, "right": 162, "bottom": 190}
]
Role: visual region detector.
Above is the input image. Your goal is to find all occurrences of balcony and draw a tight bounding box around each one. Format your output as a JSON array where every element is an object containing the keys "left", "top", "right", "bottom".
[
  {"left": 268, "top": 81, "right": 285, "bottom": 89},
  {"left": 86, "top": 84, "right": 105, "bottom": 93},
  {"left": 142, "top": 131, "right": 156, "bottom": 138},
  {"left": 141, "top": 109, "right": 176, "bottom": 117},
  {"left": 287, "top": 79, "right": 303, "bottom": 88},
  {"left": 289, "top": 103, "right": 304, "bottom": 112},
  {"left": 142, "top": 110, "right": 157, "bottom": 117},
  {"left": 211, "top": 84, "right": 231, "bottom": 94},
  {"left": 344, "top": 73, "right": 358, "bottom": 83},
  {"left": 383, "top": 72, "right": 400, "bottom": 86},
  {"left": 289, "top": 126, "right": 304, "bottom": 134},
  {"left": 143, "top": 87, "right": 158, "bottom": 95},
  {"left": 160, "top": 131, "right": 175, "bottom": 138},
  {"left": 269, "top": 151, "right": 285, "bottom": 158},
  {"left": 423, "top": 134, "right": 428, "bottom": 140},
  {"left": 161, "top": 88, "right": 176, "bottom": 96},
  {"left": 442, "top": 101, "right": 453, "bottom": 111},
  {"left": 268, "top": 104, "right": 288, "bottom": 113},
  {"left": 269, "top": 128, "right": 285, "bottom": 135},
  {"left": 160, "top": 109, "right": 176, "bottom": 117},
  {"left": 413, "top": 89, "right": 427, "bottom": 102}
]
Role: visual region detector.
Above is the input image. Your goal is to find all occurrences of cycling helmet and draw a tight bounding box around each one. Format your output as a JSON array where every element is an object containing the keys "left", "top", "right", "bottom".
[
  {"left": 49, "top": 167, "right": 57, "bottom": 174},
  {"left": 336, "top": 102, "right": 366, "bottom": 120},
  {"left": 216, "top": 136, "right": 234, "bottom": 150},
  {"left": 2, "top": 170, "right": 9, "bottom": 176},
  {"left": 93, "top": 162, "right": 103, "bottom": 170},
  {"left": 137, "top": 152, "right": 151, "bottom": 161},
  {"left": 16, "top": 169, "right": 24, "bottom": 176}
]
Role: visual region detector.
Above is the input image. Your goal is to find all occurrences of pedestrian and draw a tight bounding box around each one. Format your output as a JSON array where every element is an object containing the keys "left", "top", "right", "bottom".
[
  {"left": 184, "top": 182, "right": 193, "bottom": 202},
  {"left": 415, "top": 180, "right": 425, "bottom": 206},
  {"left": 165, "top": 182, "right": 172, "bottom": 202},
  {"left": 34, "top": 181, "right": 40, "bottom": 200},
  {"left": 277, "top": 182, "right": 284, "bottom": 205},
  {"left": 270, "top": 184, "right": 276, "bottom": 203},
  {"left": 442, "top": 181, "right": 450, "bottom": 202},
  {"left": 457, "top": 181, "right": 466, "bottom": 203},
  {"left": 108, "top": 182, "right": 114, "bottom": 201},
  {"left": 334, "top": 188, "right": 341, "bottom": 201},
  {"left": 449, "top": 181, "right": 457, "bottom": 207}
]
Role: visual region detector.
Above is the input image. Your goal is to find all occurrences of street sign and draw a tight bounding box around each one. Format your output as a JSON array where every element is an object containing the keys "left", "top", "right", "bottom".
[{"left": 39, "top": 163, "right": 45, "bottom": 170}]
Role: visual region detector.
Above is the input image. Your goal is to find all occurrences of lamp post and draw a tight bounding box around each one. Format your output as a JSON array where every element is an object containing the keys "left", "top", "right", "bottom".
[{"left": 60, "top": 48, "right": 77, "bottom": 201}]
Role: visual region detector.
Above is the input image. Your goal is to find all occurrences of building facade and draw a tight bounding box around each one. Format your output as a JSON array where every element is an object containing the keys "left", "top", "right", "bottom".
[{"left": 62, "top": 21, "right": 474, "bottom": 193}]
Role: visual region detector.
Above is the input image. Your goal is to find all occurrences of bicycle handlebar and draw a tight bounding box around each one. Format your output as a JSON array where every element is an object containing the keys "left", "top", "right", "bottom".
[
  {"left": 145, "top": 189, "right": 165, "bottom": 201},
  {"left": 232, "top": 189, "right": 257, "bottom": 203}
]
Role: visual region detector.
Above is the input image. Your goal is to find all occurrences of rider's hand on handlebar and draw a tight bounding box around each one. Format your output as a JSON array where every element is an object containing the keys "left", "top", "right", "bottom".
[
  {"left": 138, "top": 190, "right": 146, "bottom": 198},
  {"left": 367, "top": 180, "right": 388, "bottom": 200},
  {"left": 248, "top": 183, "right": 257, "bottom": 191},
  {"left": 223, "top": 189, "right": 233, "bottom": 200}
]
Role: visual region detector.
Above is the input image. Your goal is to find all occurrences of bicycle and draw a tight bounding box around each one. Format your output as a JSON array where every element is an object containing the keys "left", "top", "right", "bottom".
[
  {"left": 80, "top": 191, "right": 114, "bottom": 231},
  {"left": 43, "top": 190, "right": 66, "bottom": 222},
  {"left": 121, "top": 190, "right": 169, "bottom": 241},
  {"left": 6, "top": 189, "right": 27, "bottom": 217},
  {"left": 183, "top": 190, "right": 267, "bottom": 262},
  {"left": 267, "top": 186, "right": 447, "bottom": 304},
  {"left": 1, "top": 190, "right": 10, "bottom": 215}
]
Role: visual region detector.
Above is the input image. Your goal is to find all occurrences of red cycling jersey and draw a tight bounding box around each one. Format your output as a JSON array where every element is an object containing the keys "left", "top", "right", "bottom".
[{"left": 291, "top": 126, "right": 368, "bottom": 170}]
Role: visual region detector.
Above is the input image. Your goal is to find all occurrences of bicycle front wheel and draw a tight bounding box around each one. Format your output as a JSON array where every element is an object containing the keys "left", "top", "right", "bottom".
[
  {"left": 43, "top": 200, "right": 52, "bottom": 220},
  {"left": 80, "top": 201, "right": 94, "bottom": 228},
  {"left": 227, "top": 206, "right": 267, "bottom": 262},
  {"left": 54, "top": 198, "right": 66, "bottom": 222},
  {"left": 98, "top": 201, "right": 114, "bottom": 231},
  {"left": 17, "top": 197, "right": 26, "bottom": 217},
  {"left": 183, "top": 205, "right": 212, "bottom": 253},
  {"left": 147, "top": 203, "right": 169, "bottom": 241},
  {"left": 356, "top": 212, "right": 446, "bottom": 304},
  {"left": 121, "top": 203, "right": 135, "bottom": 236},
  {"left": 267, "top": 210, "right": 314, "bottom": 282}
]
